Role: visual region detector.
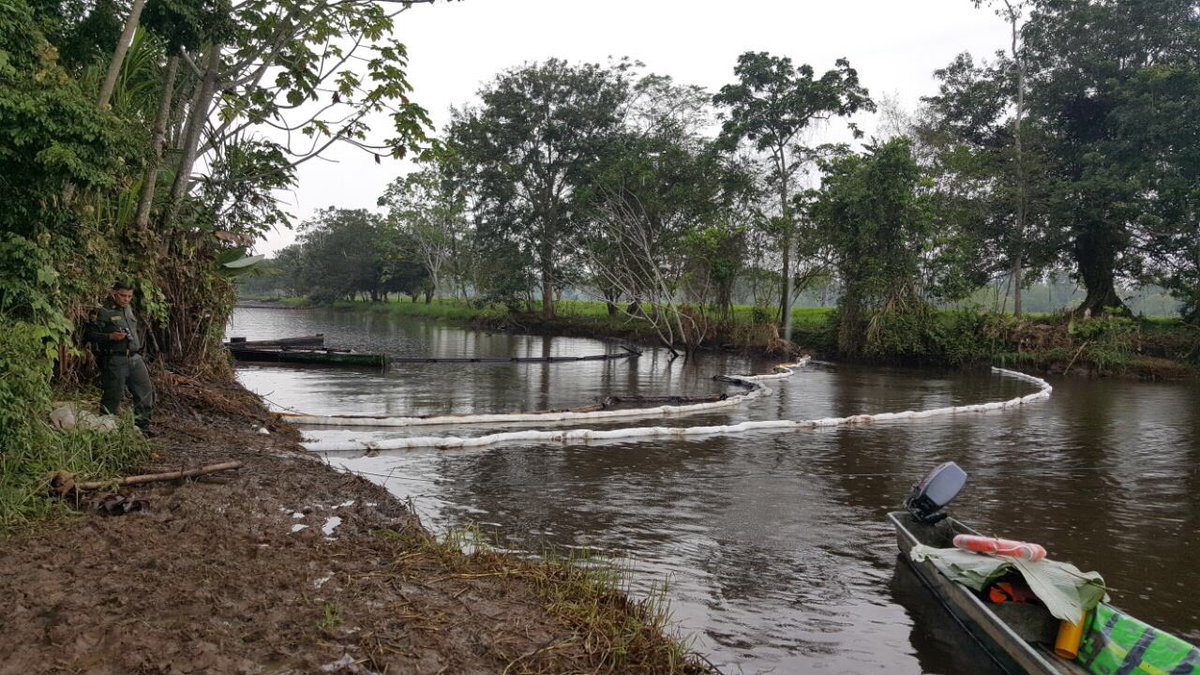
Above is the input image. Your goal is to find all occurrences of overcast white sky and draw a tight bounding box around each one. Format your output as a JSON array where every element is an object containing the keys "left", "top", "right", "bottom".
[{"left": 259, "top": 0, "right": 1011, "bottom": 255}]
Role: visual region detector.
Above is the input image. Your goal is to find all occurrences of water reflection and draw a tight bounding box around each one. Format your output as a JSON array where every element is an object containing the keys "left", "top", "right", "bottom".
[{"left": 231, "top": 307, "right": 1200, "bottom": 672}]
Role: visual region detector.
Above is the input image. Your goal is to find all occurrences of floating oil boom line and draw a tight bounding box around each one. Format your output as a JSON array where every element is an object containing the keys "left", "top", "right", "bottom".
[{"left": 299, "top": 364, "right": 1052, "bottom": 453}]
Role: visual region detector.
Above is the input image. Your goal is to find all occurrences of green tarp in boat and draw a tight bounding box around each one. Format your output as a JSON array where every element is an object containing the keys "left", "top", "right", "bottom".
[
  {"left": 910, "top": 545, "right": 1200, "bottom": 674},
  {"left": 1079, "top": 603, "right": 1199, "bottom": 675}
]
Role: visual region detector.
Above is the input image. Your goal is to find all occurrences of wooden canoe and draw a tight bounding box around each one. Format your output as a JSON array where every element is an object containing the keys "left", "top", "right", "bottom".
[{"left": 230, "top": 347, "right": 387, "bottom": 368}]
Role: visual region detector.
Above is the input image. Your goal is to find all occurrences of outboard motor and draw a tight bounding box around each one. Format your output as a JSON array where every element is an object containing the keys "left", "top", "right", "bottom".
[{"left": 904, "top": 461, "right": 968, "bottom": 523}]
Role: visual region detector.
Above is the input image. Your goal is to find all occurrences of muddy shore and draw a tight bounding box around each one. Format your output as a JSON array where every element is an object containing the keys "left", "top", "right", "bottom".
[{"left": 0, "top": 377, "right": 713, "bottom": 674}]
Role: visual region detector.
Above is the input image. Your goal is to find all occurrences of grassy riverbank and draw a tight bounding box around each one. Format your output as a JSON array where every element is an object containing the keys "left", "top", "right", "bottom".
[
  {"left": 0, "top": 371, "right": 716, "bottom": 673},
  {"left": 244, "top": 296, "right": 1199, "bottom": 378}
]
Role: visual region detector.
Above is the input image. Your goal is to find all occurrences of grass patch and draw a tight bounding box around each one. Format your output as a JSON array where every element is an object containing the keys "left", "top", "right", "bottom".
[
  {"left": 317, "top": 602, "right": 343, "bottom": 631},
  {"left": 377, "top": 526, "right": 714, "bottom": 674}
]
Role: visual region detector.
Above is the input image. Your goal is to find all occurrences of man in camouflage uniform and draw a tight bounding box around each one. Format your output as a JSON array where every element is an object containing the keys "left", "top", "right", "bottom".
[{"left": 85, "top": 282, "right": 155, "bottom": 432}]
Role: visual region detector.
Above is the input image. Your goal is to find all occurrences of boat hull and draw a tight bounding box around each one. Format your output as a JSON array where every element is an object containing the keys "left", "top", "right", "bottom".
[
  {"left": 230, "top": 349, "right": 387, "bottom": 367},
  {"left": 888, "top": 511, "right": 1085, "bottom": 675}
]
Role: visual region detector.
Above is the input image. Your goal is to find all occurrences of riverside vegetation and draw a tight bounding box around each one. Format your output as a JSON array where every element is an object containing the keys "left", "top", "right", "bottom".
[{"left": 243, "top": 295, "right": 1200, "bottom": 380}]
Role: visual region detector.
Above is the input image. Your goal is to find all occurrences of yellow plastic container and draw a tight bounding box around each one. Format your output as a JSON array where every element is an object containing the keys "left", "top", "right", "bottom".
[{"left": 1054, "top": 611, "right": 1088, "bottom": 659}]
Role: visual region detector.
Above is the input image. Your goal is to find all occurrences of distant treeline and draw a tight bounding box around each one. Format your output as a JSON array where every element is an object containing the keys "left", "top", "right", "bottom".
[{"left": 243, "top": 1, "right": 1197, "bottom": 359}]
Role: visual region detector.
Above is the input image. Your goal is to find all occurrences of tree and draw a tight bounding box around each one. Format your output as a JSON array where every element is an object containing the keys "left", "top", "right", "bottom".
[
  {"left": 447, "top": 58, "right": 631, "bottom": 318},
  {"left": 379, "top": 164, "right": 470, "bottom": 301},
  {"left": 0, "top": 1, "right": 123, "bottom": 241},
  {"left": 575, "top": 71, "right": 754, "bottom": 355},
  {"left": 582, "top": 135, "right": 732, "bottom": 356},
  {"left": 714, "top": 51, "right": 873, "bottom": 339},
  {"left": 811, "top": 139, "right": 934, "bottom": 358},
  {"left": 919, "top": 50, "right": 1056, "bottom": 314},
  {"left": 376, "top": 228, "right": 431, "bottom": 302},
  {"left": 1019, "top": 0, "right": 1199, "bottom": 316},
  {"left": 297, "top": 208, "right": 386, "bottom": 303}
]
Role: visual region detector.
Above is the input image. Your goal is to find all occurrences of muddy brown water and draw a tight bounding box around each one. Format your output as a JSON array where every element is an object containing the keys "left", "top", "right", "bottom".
[{"left": 230, "top": 306, "right": 1200, "bottom": 674}]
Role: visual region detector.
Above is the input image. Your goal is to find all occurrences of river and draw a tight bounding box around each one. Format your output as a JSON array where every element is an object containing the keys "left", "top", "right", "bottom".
[{"left": 229, "top": 306, "right": 1200, "bottom": 674}]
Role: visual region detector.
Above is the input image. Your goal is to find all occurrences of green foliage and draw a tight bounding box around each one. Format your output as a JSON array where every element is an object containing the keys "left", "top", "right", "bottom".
[
  {"left": 196, "top": 138, "right": 295, "bottom": 239},
  {"left": 857, "top": 300, "right": 928, "bottom": 360},
  {"left": 141, "top": 0, "right": 234, "bottom": 52},
  {"left": 1061, "top": 313, "right": 1135, "bottom": 370},
  {"left": 812, "top": 138, "right": 935, "bottom": 357},
  {"left": 272, "top": 208, "right": 430, "bottom": 304},
  {"left": 331, "top": 296, "right": 487, "bottom": 322},
  {"left": 1021, "top": 0, "right": 1196, "bottom": 315},
  {"left": 379, "top": 164, "right": 472, "bottom": 299},
  {"left": 0, "top": 0, "right": 124, "bottom": 235},
  {"left": 0, "top": 233, "right": 73, "bottom": 354},
  {"left": 921, "top": 1, "right": 1200, "bottom": 320},
  {"left": 714, "top": 52, "right": 874, "bottom": 153},
  {"left": 26, "top": 0, "right": 122, "bottom": 71},
  {"left": 929, "top": 310, "right": 1006, "bottom": 367},
  {"left": 1067, "top": 313, "right": 1134, "bottom": 342},
  {"left": 300, "top": 209, "right": 383, "bottom": 302}
]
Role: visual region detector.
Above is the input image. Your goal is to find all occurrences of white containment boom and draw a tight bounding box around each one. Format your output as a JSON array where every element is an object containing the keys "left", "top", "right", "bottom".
[{"left": 298, "top": 364, "right": 1051, "bottom": 453}]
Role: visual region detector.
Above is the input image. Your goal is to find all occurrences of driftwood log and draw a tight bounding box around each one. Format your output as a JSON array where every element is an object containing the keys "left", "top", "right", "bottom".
[{"left": 71, "top": 461, "right": 244, "bottom": 491}]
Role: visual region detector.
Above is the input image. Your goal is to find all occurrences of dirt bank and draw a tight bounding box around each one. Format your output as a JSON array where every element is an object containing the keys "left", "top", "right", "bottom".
[{"left": 0, "top": 378, "right": 713, "bottom": 674}]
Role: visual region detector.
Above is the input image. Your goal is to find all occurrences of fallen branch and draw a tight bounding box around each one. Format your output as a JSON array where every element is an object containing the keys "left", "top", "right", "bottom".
[
  {"left": 1063, "top": 340, "right": 1090, "bottom": 376},
  {"left": 73, "top": 461, "right": 244, "bottom": 491}
]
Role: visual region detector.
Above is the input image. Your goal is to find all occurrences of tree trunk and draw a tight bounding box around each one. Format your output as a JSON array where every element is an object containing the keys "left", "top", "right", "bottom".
[
  {"left": 98, "top": 0, "right": 147, "bottom": 110},
  {"left": 1011, "top": 253, "right": 1023, "bottom": 318},
  {"left": 1006, "top": 0, "right": 1028, "bottom": 320},
  {"left": 837, "top": 284, "right": 864, "bottom": 357},
  {"left": 134, "top": 54, "right": 179, "bottom": 230},
  {"left": 1074, "top": 228, "right": 1127, "bottom": 316},
  {"left": 163, "top": 44, "right": 221, "bottom": 232},
  {"left": 777, "top": 159, "right": 794, "bottom": 341},
  {"left": 540, "top": 252, "right": 555, "bottom": 319},
  {"left": 716, "top": 278, "right": 733, "bottom": 322},
  {"left": 604, "top": 287, "right": 618, "bottom": 317}
]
